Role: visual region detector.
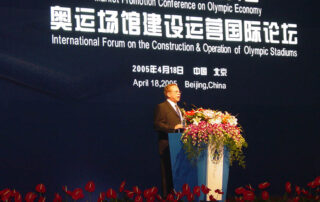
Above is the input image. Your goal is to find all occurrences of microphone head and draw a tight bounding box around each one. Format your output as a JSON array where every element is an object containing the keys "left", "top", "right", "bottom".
[{"left": 183, "top": 102, "right": 187, "bottom": 107}]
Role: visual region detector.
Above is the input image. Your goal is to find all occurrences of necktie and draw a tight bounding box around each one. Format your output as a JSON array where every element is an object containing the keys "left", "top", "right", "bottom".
[{"left": 175, "top": 104, "right": 182, "bottom": 122}]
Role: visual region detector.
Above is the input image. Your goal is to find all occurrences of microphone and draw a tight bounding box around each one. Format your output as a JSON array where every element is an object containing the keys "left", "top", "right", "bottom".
[{"left": 183, "top": 102, "right": 187, "bottom": 108}]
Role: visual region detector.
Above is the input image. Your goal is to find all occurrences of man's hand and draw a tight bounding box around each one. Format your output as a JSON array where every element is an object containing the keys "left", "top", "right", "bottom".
[{"left": 174, "top": 124, "right": 183, "bottom": 130}]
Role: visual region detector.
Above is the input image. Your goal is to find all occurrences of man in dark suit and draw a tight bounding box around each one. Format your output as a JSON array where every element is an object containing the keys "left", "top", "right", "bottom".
[{"left": 154, "top": 84, "right": 184, "bottom": 197}]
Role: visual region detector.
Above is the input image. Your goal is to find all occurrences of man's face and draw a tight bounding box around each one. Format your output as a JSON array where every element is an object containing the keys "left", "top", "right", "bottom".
[{"left": 167, "top": 85, "right": 181, "bottom": 103}]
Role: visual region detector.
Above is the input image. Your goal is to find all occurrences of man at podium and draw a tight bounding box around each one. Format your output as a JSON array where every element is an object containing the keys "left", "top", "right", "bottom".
[{"left": 154, "top": 83, "right": 184, "bottom": 196}]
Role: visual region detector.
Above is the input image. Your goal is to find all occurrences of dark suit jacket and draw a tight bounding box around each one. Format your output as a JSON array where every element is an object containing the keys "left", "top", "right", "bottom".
[
  {"left": 154, "top": 100, "right": 181, "bottom": 151},
  {"left": 154, "top": 100, "right": 182, "bottom": 195}
]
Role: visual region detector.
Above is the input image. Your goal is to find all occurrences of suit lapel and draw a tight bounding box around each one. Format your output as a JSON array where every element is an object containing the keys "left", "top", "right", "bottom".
[{"left": 165, "top": 100, "right": 180, "bottom": 119}]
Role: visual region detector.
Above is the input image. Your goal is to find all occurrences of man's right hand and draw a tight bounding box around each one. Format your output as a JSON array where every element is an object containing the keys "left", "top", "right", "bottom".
[{"left": 174, "top": 124, "right": 183, "bottom": 130}]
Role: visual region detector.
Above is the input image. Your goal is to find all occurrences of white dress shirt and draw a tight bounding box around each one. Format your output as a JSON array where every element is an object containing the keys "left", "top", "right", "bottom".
[{"left": 167, "top": 99, "right": 183, "bottom": 123}]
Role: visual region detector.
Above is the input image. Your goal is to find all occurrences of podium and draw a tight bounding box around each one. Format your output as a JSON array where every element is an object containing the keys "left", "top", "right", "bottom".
[{"left": 168, "top": 133, "right": 229, "bottom": 201}]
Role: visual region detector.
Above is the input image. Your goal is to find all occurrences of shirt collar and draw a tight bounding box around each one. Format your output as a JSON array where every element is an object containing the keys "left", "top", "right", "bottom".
[{"left": 167, "top": 99, "right": 177, "bottom": 108}]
